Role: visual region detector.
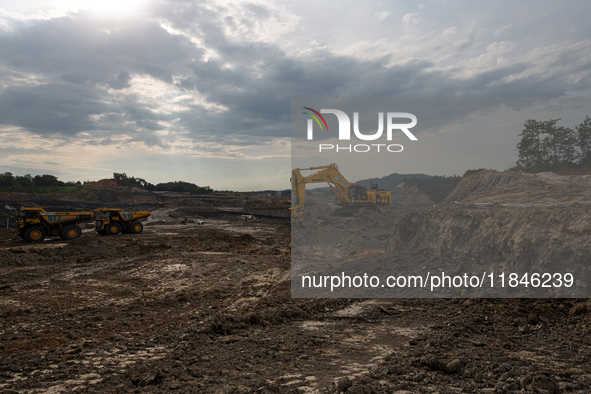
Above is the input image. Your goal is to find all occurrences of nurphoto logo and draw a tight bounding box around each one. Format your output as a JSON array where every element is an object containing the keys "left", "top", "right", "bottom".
[{"left": 302, "top": 107, "right": 417, "bottom": 153}]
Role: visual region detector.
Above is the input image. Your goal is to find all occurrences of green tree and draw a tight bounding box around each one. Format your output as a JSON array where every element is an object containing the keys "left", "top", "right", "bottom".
[
  {"left": 113, "top": 173, "right": 128, "bottom": 182},
  {"left": 113, "top": 173, "right": 154, "bottom": 189},
  {"left": 516, "top": 119, "right": 546, "bottom": 170},
  {"left": 577, "top": 116, "right": 591, "bottom": 166},
  {"left": 16, "top": 174, "right": 33, "bottom": 188},
  {"left": 516, "top": 118, "right": 578, "bottom": 170},
  {"left": 542, "top": 119, "right": 562, "bottom": 167},
  {"left": 558, "top": 125, "right": 578, "bottom": 166},
  {"left": 33, "top": 174, "right": 62, "bottom": 187},
  {"left": 0, "top": 172, "right": 14, "bottom": 188},
  {"left": 154, "top": 181, "right": 213, "bottom": 194}
]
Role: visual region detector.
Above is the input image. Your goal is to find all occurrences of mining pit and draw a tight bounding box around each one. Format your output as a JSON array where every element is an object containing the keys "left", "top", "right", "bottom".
[{"left": 1, "top": 174, "right": 591, "bottom": 393}]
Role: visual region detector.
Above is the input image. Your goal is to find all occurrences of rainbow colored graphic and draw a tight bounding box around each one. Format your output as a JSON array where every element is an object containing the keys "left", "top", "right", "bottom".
[{"left": 302, "top": 107, "right": 328, "bottom": 131}]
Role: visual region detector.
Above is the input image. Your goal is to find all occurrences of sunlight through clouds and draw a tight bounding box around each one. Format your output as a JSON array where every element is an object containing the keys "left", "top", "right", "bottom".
[{"left": 0, "top": 0, "right": 589, "bottom": 189}]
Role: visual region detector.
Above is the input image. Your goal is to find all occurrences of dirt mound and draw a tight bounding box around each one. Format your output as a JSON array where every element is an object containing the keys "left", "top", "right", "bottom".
[
  {"left": 443, "top": 170, "right": 528, "bottom": 204},
  {"left": 0, "top": 249, "right": 31, "bottom": 267},
  {"left": 443, "top": 170, "right": 591, "bottom": 206},
  {"left": 0, "top": 228, "right": 15, "bottom": 240},
  {"left": 57, "top": 234, "right": 119, "bottom": 256},
  {"left": 84, "top": 179, "right": 121, "bottom": 187}
]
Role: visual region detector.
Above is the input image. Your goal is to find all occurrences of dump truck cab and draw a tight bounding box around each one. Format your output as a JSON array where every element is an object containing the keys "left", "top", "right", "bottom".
[
  {"left": 94, "top": 208, "right": 151, "bottom": 235},
  {"left": 16, "top": 208, "right": 46, "bottom": 242},
  {"left": 18, "top": 208, "right": 44, "bottom": 225},
  {"left": 16, "top": 207, "right": 93, "bottom": 242}
]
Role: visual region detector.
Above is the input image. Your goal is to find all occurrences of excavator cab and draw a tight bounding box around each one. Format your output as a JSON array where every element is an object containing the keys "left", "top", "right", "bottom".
[{"left": 349, "top": 184, "right": 368, "bottom": 202}]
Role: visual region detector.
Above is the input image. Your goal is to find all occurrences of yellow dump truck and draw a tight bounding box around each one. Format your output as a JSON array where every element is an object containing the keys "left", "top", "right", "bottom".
[
  {"left": 16, "top": 207, "right": 94, "bottom": 242},
  {"left": 94, "top": 208, "right": 151, "bottom": 235}
]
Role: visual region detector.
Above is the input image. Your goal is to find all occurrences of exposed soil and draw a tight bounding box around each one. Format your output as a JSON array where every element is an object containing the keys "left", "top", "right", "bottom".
[
  {"left": 1, "top": 174, "right": 591, "bottom": 393},
  {"left": 443, "top": 170, "right": 591, "bottom": 206}
]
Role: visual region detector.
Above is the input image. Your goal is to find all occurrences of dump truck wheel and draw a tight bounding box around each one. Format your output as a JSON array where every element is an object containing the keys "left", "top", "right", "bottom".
[
  {"left": 24, "top": 226, "right": 46, "bottom": 242},
  {"left": 128, "top": 222, "right": 143, "bottom": 234},
  {"left": 61, "top": 225, "right": 81, "bottom": 240},
  {"left": 106, "top": 222, "right": 122, "bottom": 235}
]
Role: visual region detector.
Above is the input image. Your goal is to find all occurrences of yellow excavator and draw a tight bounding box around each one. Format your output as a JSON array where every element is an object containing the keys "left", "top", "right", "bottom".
[{"left": 290, "top": 163, "right": 391, "bottom": 221}]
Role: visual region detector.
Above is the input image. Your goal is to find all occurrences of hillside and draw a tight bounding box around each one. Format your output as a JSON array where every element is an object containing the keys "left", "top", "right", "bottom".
[{"left": 355, "top": 173, "right": 432, "bottom": 190}]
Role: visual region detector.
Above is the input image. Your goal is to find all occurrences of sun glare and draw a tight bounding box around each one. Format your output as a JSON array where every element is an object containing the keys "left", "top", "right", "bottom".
[{"left": 56, "top": 0, "right": 146, "bottom": 17}]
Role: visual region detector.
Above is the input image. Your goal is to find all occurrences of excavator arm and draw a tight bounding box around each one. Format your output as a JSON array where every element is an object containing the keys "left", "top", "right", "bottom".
[
  {"left": 290, "top": 163, "right": 392, "bottom": 221},
  {"left": 290, "top": 163, "right": 352, "bottom": 221}
]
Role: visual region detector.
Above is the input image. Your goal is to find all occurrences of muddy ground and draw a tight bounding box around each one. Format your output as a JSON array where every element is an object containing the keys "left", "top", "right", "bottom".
[{"left": 1, "top": 195, "right": 591, "bottom": 393}]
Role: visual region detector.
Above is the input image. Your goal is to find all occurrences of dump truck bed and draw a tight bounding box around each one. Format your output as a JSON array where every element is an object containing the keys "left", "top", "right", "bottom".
[
  {"left": 17, "top": 208, "right": 95, "bottom": 242},
  {"left": 38, "top": 212, "right": 94, "bottom": 225},
  {"left": 94, "top": 209, "right": 151, "bottom": 236}
]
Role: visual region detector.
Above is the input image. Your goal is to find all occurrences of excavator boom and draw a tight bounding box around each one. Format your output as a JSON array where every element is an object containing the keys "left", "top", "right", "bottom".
[{"left": 290, "top": 163, "right": 391, "bottom": 221}]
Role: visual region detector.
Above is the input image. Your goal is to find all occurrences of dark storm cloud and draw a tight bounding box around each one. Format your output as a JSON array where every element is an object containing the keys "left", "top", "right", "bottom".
[
  {"left": 0, "top": 0, "right": 590, "bottom": 146},
  {"left": 0, "top": 81, "right": 173, "bottom": 139},
  {"left": 0, "top": 12, "right": 192, "bottom": 83},
  {"left": 0, "top": 10, "right": 195, "bottom": 140},
  {"left": 109, "top": 71, "right": 132, "bottom": 90},
  {"left": 0, "top": 83, "right": 109, "bottom": 135}
]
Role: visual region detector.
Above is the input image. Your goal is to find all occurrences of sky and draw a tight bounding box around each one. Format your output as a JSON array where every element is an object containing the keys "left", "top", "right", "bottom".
[
  {"left": 0, "top": 0, "right": 590, "bottom": 190},
  {"left": 291, "top": 97, "right": 591, "bottom": 185}
]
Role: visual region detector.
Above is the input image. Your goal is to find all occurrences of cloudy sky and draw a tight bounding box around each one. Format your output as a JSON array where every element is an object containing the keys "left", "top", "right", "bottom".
[{"left": 0, "top": 0, "right": 590, "bottom": 190}]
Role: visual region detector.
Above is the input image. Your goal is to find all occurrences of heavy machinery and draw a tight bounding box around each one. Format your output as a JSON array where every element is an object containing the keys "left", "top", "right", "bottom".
[
  {"left": 94, "top": 208, "right": 151, "bottom": 235},
  {"left": 155, "top": 201, "right": 167, "bottom": 207},
  {"left": 16, "top": 208, "right": 93, "bottom": 242},
  {"left": 290, "top": 163, "right": 391, "bottom": 221}
]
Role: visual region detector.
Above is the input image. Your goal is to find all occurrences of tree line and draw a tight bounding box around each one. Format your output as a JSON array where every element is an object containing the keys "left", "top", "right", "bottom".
[
  {"left": 0, "top": 173, "right": 77, "bottom": 190},
  {"left": 516, "top": 116, "right": 591, "bottom": 171},
  {"left": 0, "top": 172, "right": 213, "bottom": 194},
  {"left": 113, "top": 173, "right": 213, "bottom": 194}
]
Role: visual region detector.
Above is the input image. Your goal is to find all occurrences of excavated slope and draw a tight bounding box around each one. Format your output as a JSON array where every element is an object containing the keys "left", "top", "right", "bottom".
[
  {"left": 370, "top": 171, "right": 591, "bottom": 297},
  {"left": 389, "top": 182, "right": 434, "bottom": 207},
  {"left": 443, "top": 170, "right": 591, "bottom": 205},
  {"left": 386, "top": 204, "right": 591, "bottom": 279}
]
